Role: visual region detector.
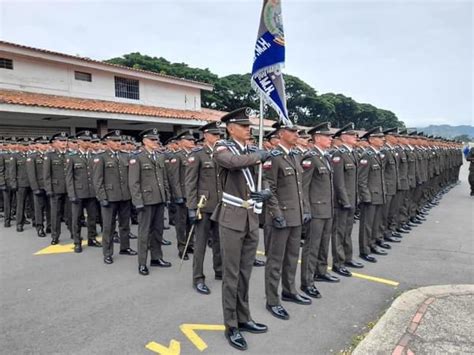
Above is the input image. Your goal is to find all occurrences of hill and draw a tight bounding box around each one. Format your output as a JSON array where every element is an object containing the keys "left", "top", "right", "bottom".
[{"left": 417, "top": 125, "right": 474, "bottom": 140}]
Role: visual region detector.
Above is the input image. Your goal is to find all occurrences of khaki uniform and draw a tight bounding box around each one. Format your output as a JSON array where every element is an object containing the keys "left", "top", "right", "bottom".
[
  {"left": 43, "top": 150, "right": 71, "bottom": 242},
  {"left": 331, "top": 145, "right": 358, "bottom": 268},
  {"left": 9, "top": 152, "right": 30, "bottom": 228},
  {"left": 174, "top": 150, "right": 192, "bottom": 253},
  {"left": 264, "top": 146, "right": 304, "bottom": 305},
  {"left": 65, "top": 150, "right": 97, "bottom": 244},
  {"left": 212, "top": 139, "right": 262, "bottom": 329},
  {"left": 185, "top": 145, "right": 222, "bottom": 284},
  {"left": 358, "top": 147, "right": 385, "bottom": 255},
  {"left": 301, "top": 148, "right": 334, "bottom": 284},
  {"left": 26, "top": 151, "right": 51, "bottom": 231},
  {"left": 129, "top": 149, "right": 170, "bottom": 266},
  {"left": 379, "top": 146, "right": 398, "bottom": 241},
  {"left": 92, "top": 150, "right": 132, "bottom": 258}
]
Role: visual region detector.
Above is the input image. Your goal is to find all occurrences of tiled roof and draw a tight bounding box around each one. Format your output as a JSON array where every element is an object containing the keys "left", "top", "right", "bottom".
[
  {"left": 0, "top": 40, "right": 213, "bottom": 89},
  {"left": 0, "top": 89, "right": 275, "bottom": 126}
]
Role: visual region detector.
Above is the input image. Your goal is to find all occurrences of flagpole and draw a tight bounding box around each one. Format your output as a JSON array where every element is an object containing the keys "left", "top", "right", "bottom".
[{"left": 257, "top": 93, "right": 264, "bottom": 191}]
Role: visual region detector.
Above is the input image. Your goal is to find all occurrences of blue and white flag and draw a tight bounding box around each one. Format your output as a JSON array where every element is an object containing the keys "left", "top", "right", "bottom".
[{"left": 251, "top": 0, "right": 291, "bottom": 126}]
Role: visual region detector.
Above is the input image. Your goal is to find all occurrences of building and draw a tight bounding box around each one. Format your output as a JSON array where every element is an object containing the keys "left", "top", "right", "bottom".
[{"left": 0, "top": 40, "right": 272, "bottom": 140}]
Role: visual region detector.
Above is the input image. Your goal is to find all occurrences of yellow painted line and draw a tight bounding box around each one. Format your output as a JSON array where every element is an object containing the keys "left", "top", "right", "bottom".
[
  {"left": 256, "top": 250, "right": 399, "bottom": 287},
  {"left": 146, "top": 340, "right": 181, "bottom": 355},
  {"left": 180, "top": 324, "right": 225, "bottom": 352},
  {"left": 34, "top": 237, "right": 102, "bottom": 255}
]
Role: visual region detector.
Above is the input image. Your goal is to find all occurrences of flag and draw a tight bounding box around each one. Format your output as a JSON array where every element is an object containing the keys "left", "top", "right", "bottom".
[{"left": 251, "top": 0, "right": 291, "bottom": 126}]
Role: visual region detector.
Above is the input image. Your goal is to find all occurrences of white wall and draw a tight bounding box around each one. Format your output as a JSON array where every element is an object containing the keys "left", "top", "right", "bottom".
[{"left": 0, "top": 52, "right": 202, "bottom": 111}]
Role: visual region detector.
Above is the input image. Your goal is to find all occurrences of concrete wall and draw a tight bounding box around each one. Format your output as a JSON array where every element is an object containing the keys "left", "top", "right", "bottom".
[{"left": 0, "top": 52, "right": 201, "bottom": 110}]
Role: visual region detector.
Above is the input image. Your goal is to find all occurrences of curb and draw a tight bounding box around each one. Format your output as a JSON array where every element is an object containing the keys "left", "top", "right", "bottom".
[{"left": 353, "top": 284, "right": 474, "bottom": 355}]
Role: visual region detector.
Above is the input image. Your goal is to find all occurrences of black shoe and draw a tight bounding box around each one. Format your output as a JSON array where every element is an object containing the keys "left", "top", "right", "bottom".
[
  {"left": 119, "top": 248, "right": 138, "bottom": 256},
  {"left": 74, "top": 244, "right": 82, "bottom": 253},
  {"left": 376, "top": 241, "right": 391, "bottom": 249},
  {"left": 396, "top": 227, "right": 410, "bottom": 234},
  {"left": 370, "top": 246, "right": 388, "bottom": 255},
  {"left": 161, "top": 238, "right": 172, "bottom": 246},
  {"left": 344, "top": 260, "right": 364, "bottom": 268},
  {"left": 238, "top": 320, "right": 268, "bottom": 334},
  {"left": 187, "top": 246, "right": 194, "bottom": 254},
  {"left": 37, "top": 227, "right": 46, "bottom": 238},
  {"left": 113, "top": 233, "right": 120, "bottom": 244},
  {"left": 266, "top": 304, "right": 290, "bottom": 320},
  {"left": 416, "top": 215, "right": 427, "bottom": 221},
  {"left": 300, "top": 285, "right": 322, "bottom": 298},
  {"left": 410, "top": 218, "right": 422, "bottom": 225},
  {"left": 150, "top": 258, "right": 172, "bottom": 267},
  {"left": 131, "top": 219, "right": 138, "bottom": 225},
  {"left": 332, "top": 266, "right": 352, "bottom": 277},
  {"left": 314, "top": 273, "right": 340, "bottom": 283},
  {"left": 45, "top": 227, "right": 51, "bottom": 234},
  {"left": 384, "top": 236, "right": 401, "bottom": 243},
  {"left": 360, "top": 254, "right": 377, "bottom": 263},
  {"left": 4, "top": 221, "right": 11, "bottom": 228},
  {"left": 281, "top": 292, "right": 312, "bottom": 305},
  {"left": 88, "top": 239, "right": 102, "bottom": 247},
  {"left": 215, "top": 274, "right": 223, "bottom": 280},
  {"left": 51, "top": 239, "right": 58, "bottom": 245},
  {"left": 402, "top": 224, "right": 412, "bottom": 231},
  {"left": 194, "top": 282, "right": 211, "bottom": 295},
  {"left": 225, "top": 327, "right": 247, "bottom": 351},
  {"left": 24, "top": 219, "right": 31, "bottom": 225},
  {"left": 104, "top": 256, "right": 113, "bottom": 264},
  {"left": 138, "top": 265, "right": 149, "bottom": 275},
  {"left": 178, "top": 251, "right": 189, "bottom": 260},
  {"left": 406, "top": 222, "right": 417, "bottom": 228},
  {"left": 253, "top": 259, "right": 265, "bottom": 267},
  {"left": 16, "top": 225, "right": 24, "bottom": 232},
  {"left": 392, "top": 232, "right": 403, "bottom": 238},
  {"left": 128, "top": 232, "right": 137, "bottom": 239}
]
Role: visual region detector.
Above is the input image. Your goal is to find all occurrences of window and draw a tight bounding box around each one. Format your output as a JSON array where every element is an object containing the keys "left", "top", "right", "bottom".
[
  {"left": 0, "top": 58, "right": 13, "bottom": 70},
  {"left": 75, "top": 71, "right": 92, "bottom": 82},
  {"left": 115, "top": 76, "right": 139, "bottom": 100}
]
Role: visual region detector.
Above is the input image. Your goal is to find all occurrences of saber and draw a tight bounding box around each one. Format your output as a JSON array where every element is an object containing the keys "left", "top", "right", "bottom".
[{"left": 179, "top": 194, "right": 207, "bottom": 272}]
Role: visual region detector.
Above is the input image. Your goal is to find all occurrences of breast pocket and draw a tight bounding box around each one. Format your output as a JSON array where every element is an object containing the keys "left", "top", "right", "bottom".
[
  {"left": 344, "top": 163, "right": 355, "bottom": 171},
  {"left": 282, "top": 167, "right": 295, "bottom": 177},
  {"left": 317, "top": 166, "right": 329, "bottom": 174},
  {"left": 105, "top": 162, "right": 115, "bottom": 168},
  {"left": 74, "top": 163, "right": 85, "bottom": 169},
  {"left": 371, "top": 164, "right": 381, "bottom": 171}
]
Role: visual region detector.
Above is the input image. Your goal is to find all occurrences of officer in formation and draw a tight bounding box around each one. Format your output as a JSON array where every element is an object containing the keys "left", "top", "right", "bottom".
[
  {"left": 467, "top": 146, "right": 474, "bottom": 196},
  {"left": 0, "top": 115, "right": 464, "bottom": 352}
]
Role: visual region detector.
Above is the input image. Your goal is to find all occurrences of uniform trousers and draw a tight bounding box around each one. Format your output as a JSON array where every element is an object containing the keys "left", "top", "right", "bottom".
[
  {"left": 15, "top": 187, "right": 29, "bottom": 227},
  {"left": 301, "top": 218, "right": 332, "bottom": 286},
  {"left": 50, "top": 193, "right": 71, "bottom": 241},
  {"left": 265, "top": 225, "right": 301, "bottom": 305},
  {"left": 379, "top": 194, "right": 395, "bottom": 240},
  {"left": 2, "top": 188, "right": 13, "bottom": 225},
  {"left": 331, "top": 207, "right": 356, "bottom": 268},
  {"left": 193, "top": 212, "right": 222, "bottom": 285},
  {"left": 359, "top": 203, "right": 383, "bottom": 255},
  {"left": 71, "top": 197, "right": 97, "bottom": 244},
  {"left": 174, "top": 203, "right": 192, "bottom": 253},
  {"left": 220, "top": 222, "right": 259, "bottom": 329},
  {"left": 101, "top": 200, "right": 131, "bottom": 257},
  {"left": 137, "top": 203, "right": 165, "bottom": 265},
  {"left": 33, "top": 190, "right": 51, "bottom": 229}
]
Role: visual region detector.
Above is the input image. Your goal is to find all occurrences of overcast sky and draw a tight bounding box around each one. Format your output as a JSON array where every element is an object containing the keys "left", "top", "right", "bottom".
[{"left": 1, "top": 0, "right": 472, "bottom": 127}]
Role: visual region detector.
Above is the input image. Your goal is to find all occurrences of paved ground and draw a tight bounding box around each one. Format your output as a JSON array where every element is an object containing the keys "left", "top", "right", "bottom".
[
  {"left": 1, "top": 163, "right": 473, "bottom": 355},
  {"left": 354, "top": 285, "right": 474, "bottom": 355}
]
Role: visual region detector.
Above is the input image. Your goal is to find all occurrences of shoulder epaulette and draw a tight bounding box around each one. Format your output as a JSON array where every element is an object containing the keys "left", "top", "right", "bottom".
[
  {"left": 270, "top": 149, "right": 284, "bottom": 157},
  {"left": 216, "top": 139, "right": 235, "bottom": 147},
  {"left": 366, "top": 149, "right": 374, "bottom": 156},
  {"left": 290, "top": 149, "right": 300, "bottom": 156},
  {"left": 303, "top": 150, "right": 318, "bottom": 159},
  {"left": 337, "top": 147, "right": 347, "bottom": 154}
]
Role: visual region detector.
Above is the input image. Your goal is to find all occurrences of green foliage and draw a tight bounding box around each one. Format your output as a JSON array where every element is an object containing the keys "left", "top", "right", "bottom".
[{"left": 105, "top": 53, "right": 404, "bottom": 129}]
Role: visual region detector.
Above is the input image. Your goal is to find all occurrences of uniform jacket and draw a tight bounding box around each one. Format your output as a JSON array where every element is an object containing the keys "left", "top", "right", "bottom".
[
  {"left": 65, "top": 150, "right": 95, "bottom": 199},
  {"left": 381, "top": 145, "right": 398, "bottom": 196},
  {"left": 92, "top": 150, "right": 131, "bottom": 203},
  {"left": 212, "top": 139, "right": 262, "bottom": 232},
  {"left": 164, "top": 150, "right": 184, "bottom": 201},
  {"left": 26, "top": 151, "right": 46, "bottom": 191},
  {"left": 331, "top": 144, "right": 358, "bottom": 208},
  {"left": 263, "top": 145, "right": 304, "bottom": 226},
  {"left": 185, "top": 144, "right": 220, "bottom": 214},
  {"left": 358, "top": 146, "right": 385, "bottom": 205},
  {"left": 301, "top": 147, "right": 334, "bottom": 219},
  {"left": 9, "top": 152, "right": 30, "bottom": 189},
  {"left": 43, "top": 150, "right": 68, "bottom": 195},
  {"left": 394, "top": 145, "right": 409, "bottom": 191},
  {"left": 128, "top": 149, "right": 170, "bottom": 207}
]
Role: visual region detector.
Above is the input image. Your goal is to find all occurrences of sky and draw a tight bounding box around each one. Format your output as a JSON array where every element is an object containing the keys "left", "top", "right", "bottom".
[{"left": 0, "top": 0, "right": 472, "bottom": 128}]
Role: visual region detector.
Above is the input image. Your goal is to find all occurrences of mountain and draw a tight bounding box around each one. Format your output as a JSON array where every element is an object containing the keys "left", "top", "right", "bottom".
[{"left": 416, "top": 125, "right": 474, "bottom": 139}]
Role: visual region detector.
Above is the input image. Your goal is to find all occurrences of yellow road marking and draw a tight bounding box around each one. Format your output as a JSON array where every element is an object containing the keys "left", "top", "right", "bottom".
[
  {"left": 146, "top": 340, "right": 181, "bottom": 355},
  {"left": 179, "top": 324, "right": 225, "bottom": 352},
  {"left": 34, "top": 237, "right": 102, "bottom": 255},
  {"left": 256, "top": 250, "right": 399, "bottom": 287}
]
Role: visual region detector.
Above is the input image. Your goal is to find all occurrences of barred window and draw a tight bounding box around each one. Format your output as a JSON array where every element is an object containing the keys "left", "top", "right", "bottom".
[
  {"left": 115, "top": 76, "right": 139, "bottom": 100},
  {"left": 0, "top": 58, "right": 13, "bottom": 70},
  {"left": 75, "top": 71, "right": 92, "bottom": 82}
]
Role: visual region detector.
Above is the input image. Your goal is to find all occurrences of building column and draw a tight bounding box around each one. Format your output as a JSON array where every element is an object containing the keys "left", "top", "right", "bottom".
[{"left": 97, "top": 119, "right": 108, "bottom": 137}]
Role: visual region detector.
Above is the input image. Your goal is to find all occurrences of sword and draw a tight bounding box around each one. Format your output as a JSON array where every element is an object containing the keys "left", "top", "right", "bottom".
[{"left": 179, "top": 194, "right": 207, "bottom": 272}]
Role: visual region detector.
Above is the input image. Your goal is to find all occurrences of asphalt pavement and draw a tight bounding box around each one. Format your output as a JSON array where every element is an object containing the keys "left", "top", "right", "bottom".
[{"left": 1, "top": 163, "right": 473, "bottom": 355}]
